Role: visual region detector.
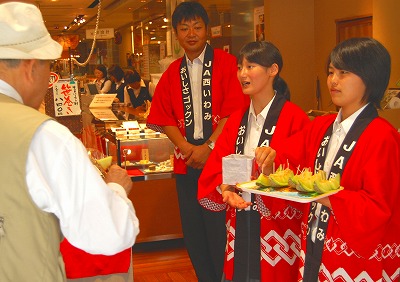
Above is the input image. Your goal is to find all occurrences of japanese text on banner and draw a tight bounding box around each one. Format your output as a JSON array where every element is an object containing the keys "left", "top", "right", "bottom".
[{"left": 53, "top": 81, "right": 81, "bottom": 116}]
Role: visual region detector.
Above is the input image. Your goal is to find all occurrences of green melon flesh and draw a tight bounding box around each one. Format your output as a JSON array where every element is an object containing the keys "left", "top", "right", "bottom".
[
  {"left": 297, "top": 178, "right": 315, "bottom": 192},
  {"left": 313, "top": 173, "right": 341, "bottom": 194},
  {"left": 269, "top": 168, "right": 294, "bottom": 187},
  {"left": 256, "top": 173, "right": 272, "bottom": 187},
  {"left": 289, "top": 169, "right": 312, "bottom": 189},
  {"left": 296, "top": 170, "right": 325, "bottom": 192},
  {"left": 96, "top": 156, "right": 113, "bottom": 170}
]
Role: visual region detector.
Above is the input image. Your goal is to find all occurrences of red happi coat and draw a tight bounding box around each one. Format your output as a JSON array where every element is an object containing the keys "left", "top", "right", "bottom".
[
  {"left": 198, "top": 101, "right": 310, "bottom": 281},
  {"left": 274, "top": 114, "right": 400, "bottom": 281},
  {"left": 146, "top": 48, "right": 247, "bottom": 174}
]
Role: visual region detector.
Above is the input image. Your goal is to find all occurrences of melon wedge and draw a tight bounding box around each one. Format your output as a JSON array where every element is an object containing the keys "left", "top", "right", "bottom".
[
  {"left": 96, "top": 156, "right": 113, "bottom": 170},
  {"left": 269, "top": 166, "right": 294, "bottom": 187},
  {"left": 289, "top": 168, "right": 312, "bottom": 189},
  {"left": 313, "top": 173, "right": 341, "bottom": 194},
  {"left": 256, "top": 173, "right": 272, "bottom": 187},
  {"left": 296, "top": 170, "right": 325, "bottom": 192}
]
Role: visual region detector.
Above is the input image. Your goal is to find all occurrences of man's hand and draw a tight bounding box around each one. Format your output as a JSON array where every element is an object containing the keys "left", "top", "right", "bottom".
[
  {"left": 185, "top": 143, "right": 211, "bottom": 169},
  {"left": 105, "top": 165, "right": 133, "bottom": 195}
]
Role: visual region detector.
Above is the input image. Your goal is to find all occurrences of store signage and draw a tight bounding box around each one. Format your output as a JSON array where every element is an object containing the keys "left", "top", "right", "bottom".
[
  {"left": 89, "top": 94, "right": 117, "bottom": 108},
  {"left": 52, "top": 80, "right": 81, "bottom": 116},
  {"left": 86, "top": 28, "right": 115, "bottom": 40},
  {"left": 49, "top": 72, "right": 59, "bottom": 89},
  {"left": 211, "top": 26, "right": 222, "bottom": 38}
]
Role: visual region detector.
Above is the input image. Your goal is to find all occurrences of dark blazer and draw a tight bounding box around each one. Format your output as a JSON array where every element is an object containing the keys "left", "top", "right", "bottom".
[{"left": 126, "top": 86, "right": 152, "bottom": 108}]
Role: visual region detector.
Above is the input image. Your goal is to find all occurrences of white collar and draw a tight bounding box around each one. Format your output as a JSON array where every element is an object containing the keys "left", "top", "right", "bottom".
[
  {"left": 249, "top": 92, "right": 277, "bottom": 122},
  {"left": 186, "top": 44, "right": 207, "bottom": 65},
  {"left": 334, "top": 103, "right": 369, "bottom": 135},
  {"left": 0, "top": 79, "right": 23, "bottom": 104}
]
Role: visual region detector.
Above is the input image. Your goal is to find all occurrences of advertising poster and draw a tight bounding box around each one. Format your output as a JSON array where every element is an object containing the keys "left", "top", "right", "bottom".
[{"left": 53, "top": 80, "right": 81, "bottom": 116}]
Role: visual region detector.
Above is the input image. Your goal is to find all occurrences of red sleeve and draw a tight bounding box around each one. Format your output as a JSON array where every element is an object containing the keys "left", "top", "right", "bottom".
[
  {"left": 328, "top": 119, "right": 400, "bottom": 257},
  {"left": 198, "top": 108, "right": 245, "bottom": 209},
  {"left": 147, "top": 60, "right": 182, "bottom": 130},
  {"left": 274, "top": 115, "right": 336, "bottom": 170},
  {"left": 270, "top": 101, "right": 310, "bottom": 151}
]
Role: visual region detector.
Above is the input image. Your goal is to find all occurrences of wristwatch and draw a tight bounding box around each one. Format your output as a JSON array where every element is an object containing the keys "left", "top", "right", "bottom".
[{"left": 206, "top": 139, "right": 215, "bottom": 150}]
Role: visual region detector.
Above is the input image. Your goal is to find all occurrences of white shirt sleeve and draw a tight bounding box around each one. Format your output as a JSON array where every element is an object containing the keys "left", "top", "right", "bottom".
[
  {"left": 100, "top": 79, "right": 112, "bottom": 94},
  {"left": 26, "top": 120, "right": 139, "bottom": 255},
  {"left": 124, "top": 86, "right": 132, "bottom": 106}
]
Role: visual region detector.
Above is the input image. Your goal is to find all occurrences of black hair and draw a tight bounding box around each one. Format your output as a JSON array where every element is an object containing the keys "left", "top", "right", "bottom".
[
  {"left": 124, "top": 69, "right": 141, "bottom": 84},
  {"left": 238, "top": 41, "right": 290, "bottom": 100},
  {"left": 327, "top": 37, "right": 391, "bottom": 109},
  {"left": 108, "top": 64, "right": 125, "bottom": 81},
  {"left": 172, "top": 1, "right": 209, "bottom": 31},
  {"left": 95, "top": 64, "right": 108, "bottom": 78}
]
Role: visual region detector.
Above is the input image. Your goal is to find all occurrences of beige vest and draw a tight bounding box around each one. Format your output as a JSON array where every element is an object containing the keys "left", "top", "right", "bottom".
[{"left": 0, "top": 94, "right": 66, "bottom": 282}]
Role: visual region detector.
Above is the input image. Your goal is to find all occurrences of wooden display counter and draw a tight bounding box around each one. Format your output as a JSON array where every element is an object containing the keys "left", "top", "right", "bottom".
[{"left": 128, "top": 177, "right": 183, "bottom": 243}]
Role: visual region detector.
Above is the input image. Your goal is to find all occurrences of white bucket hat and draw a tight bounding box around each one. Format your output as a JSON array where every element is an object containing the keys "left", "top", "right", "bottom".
[{"left": 0, "top": 2, "right": 62, "bottom": 60}]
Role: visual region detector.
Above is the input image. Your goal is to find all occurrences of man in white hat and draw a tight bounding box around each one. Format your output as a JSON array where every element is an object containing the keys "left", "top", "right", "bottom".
[{"left": 0, "top": 2, "right": 139, "bottom": 281}]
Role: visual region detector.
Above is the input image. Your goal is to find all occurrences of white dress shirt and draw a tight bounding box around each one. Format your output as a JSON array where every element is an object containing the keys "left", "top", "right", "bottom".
[
  {"left": 0, "top": 80, "right": 139, "bottom": 255},
  {"left": 186, "top": 45, "right": 207, "bottom": 140},
  {"left": 323, "top": 105, "right": 368, "bottom": 175},
  {"left": 244, "top": 95, "right": 276, "bottom": 155},
  {"left": 96, "top": 78, "right": 112, "bottom": 94},
  {"left": 241, "top": 95, "right": 276, "bottom": 209}
]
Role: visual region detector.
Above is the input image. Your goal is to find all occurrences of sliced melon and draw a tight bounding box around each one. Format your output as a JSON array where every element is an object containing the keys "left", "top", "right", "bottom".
[
  {"left": 96, "top": 156, "right": 113, "bottom": 170},
  {"left": 296, "top": 170, "right": 325, "bottom": 192},
  {"left": 256, "top": 173, "right": 272, "bottom": 187},
  {"left": 313, "top": 173, "right": 341, "bottom": 194},
  {"left": 289, "top": 168, "right": 312, "bottom": 188},
  {"left": 269, "top": 165, "right": 294, "bottom": 187},
  {"left": 296, "top": 177, "right": 314, "bottom": 192}
]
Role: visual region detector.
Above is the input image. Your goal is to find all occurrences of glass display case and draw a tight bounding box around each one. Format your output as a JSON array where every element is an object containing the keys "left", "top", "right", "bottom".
[
  {"left": 79, "top": 94, "right": 175, "bottom": 181},
  {"left": 103, "top": 127, "right": 175, "bottom": 181}
]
